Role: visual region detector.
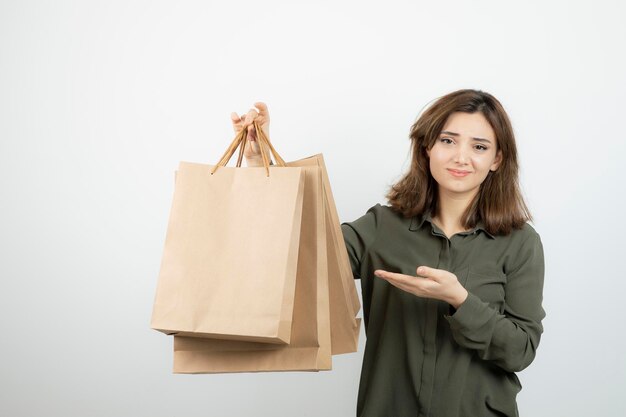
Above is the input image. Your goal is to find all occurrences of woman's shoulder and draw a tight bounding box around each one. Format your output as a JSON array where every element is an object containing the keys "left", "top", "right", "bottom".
[
  {"left": 366, "top": 203, "right": 405, "bottom": 217},
  {"left": 341, "top": 203, "right": 406, "bottom": 234},
  {"left": 362, "top": 203, "right": 410, "bottom": 223},
  {"left": 495, "top": 221, "right": 542, "bottom": 252},
  {"left": 506, "top": 222, "right": 541, "bottom": 240}
]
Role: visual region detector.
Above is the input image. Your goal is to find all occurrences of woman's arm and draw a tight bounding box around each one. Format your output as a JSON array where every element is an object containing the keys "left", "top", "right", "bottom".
[
  {"left": 340, "top": 204, "right": 382, "bottom": 280},
  {"left": 444, "top": 232, "right": 546, "bottom": 373}
]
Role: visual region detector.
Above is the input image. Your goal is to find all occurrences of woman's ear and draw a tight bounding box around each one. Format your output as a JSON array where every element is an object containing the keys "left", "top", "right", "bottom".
[{"left": 490, "top": 150, "right": 503, "bottom": 171}]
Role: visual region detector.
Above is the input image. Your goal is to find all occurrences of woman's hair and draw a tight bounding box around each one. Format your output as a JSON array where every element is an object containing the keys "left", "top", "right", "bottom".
[{"left": 386, "top": 89, "right": 532, "bottom": 236}]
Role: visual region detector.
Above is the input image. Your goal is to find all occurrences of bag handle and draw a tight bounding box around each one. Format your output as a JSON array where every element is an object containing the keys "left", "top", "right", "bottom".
[{"left": 210, "top": 120, "right": 286, "bottom": 177}]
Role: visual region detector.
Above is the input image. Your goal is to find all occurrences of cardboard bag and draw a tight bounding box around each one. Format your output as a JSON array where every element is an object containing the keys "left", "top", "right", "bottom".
[
  {"left": 313, "top": 154, "right": 361, "bottom": 354},
  {"left": 151, "top": 127, "right": 305, "bottom": 344},
  {"left": 173, "top": 161, "right": 331, "bottom": 372},
  {"left": 172, "top": 154, "right": 362, "bottom": 373}
]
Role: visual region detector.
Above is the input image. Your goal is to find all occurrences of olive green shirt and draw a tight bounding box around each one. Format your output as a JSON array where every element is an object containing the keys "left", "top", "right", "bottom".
[{"left": 341, "top": 203, "right": 545, "bottom": 417}]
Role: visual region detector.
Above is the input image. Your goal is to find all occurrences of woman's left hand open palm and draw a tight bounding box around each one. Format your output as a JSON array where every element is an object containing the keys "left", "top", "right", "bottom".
[{"left": 375, "top": 266, "right": 469, "bottom": 309}]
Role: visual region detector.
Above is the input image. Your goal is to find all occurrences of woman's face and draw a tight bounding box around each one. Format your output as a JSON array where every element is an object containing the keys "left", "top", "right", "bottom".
[{"left": 426, "top": 111, "right": 502, "bottom": 201}]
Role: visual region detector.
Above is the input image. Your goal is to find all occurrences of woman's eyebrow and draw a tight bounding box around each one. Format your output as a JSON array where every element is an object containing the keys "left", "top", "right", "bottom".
[{"left": 440, "top": 130, "right": 492, "bottom": 144}]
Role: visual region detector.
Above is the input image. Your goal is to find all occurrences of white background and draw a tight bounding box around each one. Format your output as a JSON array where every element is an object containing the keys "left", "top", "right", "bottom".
[{"left": 1, "top": 1, "right": 625, "bottom": 416}]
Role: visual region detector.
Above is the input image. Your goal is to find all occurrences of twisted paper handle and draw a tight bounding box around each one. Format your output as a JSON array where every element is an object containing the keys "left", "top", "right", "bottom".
[{"left": 210, "top": 120, "right": 286, "bottom": 177}]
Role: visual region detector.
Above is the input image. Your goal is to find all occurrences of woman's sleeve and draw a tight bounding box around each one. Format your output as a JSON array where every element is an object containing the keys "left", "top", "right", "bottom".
[
  {"left": 340, "top": 204, "right": 381, "bottom": 280},
  {"left": 444, "top": 231, "right": 546, "bottom": 373}
]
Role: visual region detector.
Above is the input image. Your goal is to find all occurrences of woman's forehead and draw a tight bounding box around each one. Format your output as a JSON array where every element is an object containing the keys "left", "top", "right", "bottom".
[{"left": 441, "top": 112, "right": 495, "bottom": 143}]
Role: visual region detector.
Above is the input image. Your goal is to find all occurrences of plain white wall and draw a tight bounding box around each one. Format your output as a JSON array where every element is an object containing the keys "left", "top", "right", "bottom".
[{"left": 1, "top": 1, "right": 625, "bottom": 416}]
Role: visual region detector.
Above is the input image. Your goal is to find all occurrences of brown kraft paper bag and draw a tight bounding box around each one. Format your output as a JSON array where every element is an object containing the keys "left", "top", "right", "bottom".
[
  {"left": 311, "top": 154, "right": 361, "bottom": 354},
  {"left": 172, "top": 152, "right": 362, "bottom": 373},
  {"left": 173, "top": 159, "right": 331, "bottom": 372},
  {"left": 151, "top": 126, "right": 305, "bottom": 344}
]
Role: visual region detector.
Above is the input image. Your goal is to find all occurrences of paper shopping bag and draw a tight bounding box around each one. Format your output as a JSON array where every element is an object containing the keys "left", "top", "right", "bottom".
[
  {"left": 173, "top": 160, "right": 331, "bottom": 372},
  {"left": 151, "top": 126, "right": 305, "bottom": 344},
  {"left": 304, "top": 154, "right": 361, "bottom": 354},
  {"left": 171, "top": 153, "right": 362, "bottom": 373}
]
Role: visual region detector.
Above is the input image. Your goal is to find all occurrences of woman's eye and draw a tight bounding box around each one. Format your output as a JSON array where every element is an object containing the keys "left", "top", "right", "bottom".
[
  {"left": 440, "top": 138, "right": 453, "bottom": 144},
  {"left": 474, "top": 144, "right": 488, "bottom": 151}
]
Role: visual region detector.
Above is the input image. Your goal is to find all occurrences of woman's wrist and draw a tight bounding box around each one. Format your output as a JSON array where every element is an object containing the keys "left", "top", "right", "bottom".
[{"left": 448, "top": 286, "right": 469, "bottom": 309}]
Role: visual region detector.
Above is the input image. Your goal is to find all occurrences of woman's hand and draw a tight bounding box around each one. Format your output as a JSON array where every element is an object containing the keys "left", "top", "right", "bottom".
[
  {"left": 374, "top": 266, "right": 469, "bottom": 309},
  {"left": 230, "top": 102, "right": 271, "bottom": 166}
]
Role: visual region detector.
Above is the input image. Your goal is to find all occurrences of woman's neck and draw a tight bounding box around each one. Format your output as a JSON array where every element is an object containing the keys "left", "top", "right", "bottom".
[{"left": 431, "top": 190, "right": 475, "bottom": 237}]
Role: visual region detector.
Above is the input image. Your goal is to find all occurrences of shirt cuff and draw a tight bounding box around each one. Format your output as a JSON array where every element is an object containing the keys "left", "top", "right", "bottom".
[{"left": 444, "top": 292, "right": 493, "bottom": 331}]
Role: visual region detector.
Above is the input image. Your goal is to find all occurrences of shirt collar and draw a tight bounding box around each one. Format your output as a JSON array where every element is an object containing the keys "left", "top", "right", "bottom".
[{"left": 408, "top": 210, "right": 495, "bottom": 239}]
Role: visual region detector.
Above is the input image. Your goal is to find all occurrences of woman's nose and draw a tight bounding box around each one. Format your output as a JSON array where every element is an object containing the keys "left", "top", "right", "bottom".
[{"left": 454, "top": 147, "right": 470, "bottom": 164}]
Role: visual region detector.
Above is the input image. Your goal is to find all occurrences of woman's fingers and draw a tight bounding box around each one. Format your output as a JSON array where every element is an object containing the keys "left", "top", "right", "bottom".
[
  {"left": 231, "top": 103, "right": 269, "bottom": 147},
  {"left": 244, "top": 108, "right": 259, "bottom": 126},
  {"left": 254, "top": 102, "right": 270, "bottom": 121},
  {"left": 234, "top": 103, "right": 269, "bottom": 128},
  {"left": 230, "top": 112, "right": 243, "bottom": 132},
  {"left": 376, "top": 270, "right": 438, "bottom": 295},
  {"left": 416, "top": 266, "right": 444, "bottom": 282},
  {"left": 375, "top": 270, "right": 410, "bottom": 284}
]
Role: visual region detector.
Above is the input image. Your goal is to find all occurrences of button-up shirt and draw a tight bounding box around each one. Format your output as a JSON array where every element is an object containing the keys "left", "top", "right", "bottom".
[{"left": 341, "top": 203, "right": 545, "bottom": 417}]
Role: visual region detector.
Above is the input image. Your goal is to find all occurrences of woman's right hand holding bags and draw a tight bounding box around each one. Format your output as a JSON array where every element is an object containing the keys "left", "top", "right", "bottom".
[{"left": 230, "top": 102, "right": 272, "bottom": 167}]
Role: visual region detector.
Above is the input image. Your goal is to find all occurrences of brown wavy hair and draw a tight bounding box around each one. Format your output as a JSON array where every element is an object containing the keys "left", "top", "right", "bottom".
[{"left": 385, "top": 89, "right": 532, "bottom": 236}]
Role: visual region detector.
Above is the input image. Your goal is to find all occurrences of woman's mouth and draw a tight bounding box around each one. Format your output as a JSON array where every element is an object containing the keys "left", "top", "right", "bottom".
[{"left": 448, "top": 169, "right": 471, "bottom": 177}]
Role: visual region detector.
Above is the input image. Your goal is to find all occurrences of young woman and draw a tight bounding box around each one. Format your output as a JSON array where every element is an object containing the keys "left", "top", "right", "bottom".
[{"left": 234, "top": 89, "right": 545, "bottom": 417}]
